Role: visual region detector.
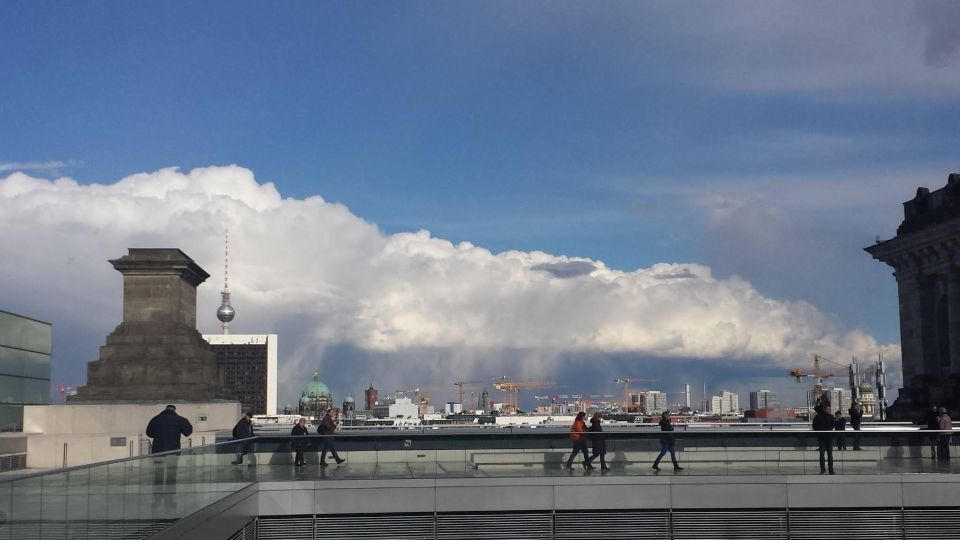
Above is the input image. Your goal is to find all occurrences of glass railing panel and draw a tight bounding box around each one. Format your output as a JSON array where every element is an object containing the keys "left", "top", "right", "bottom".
[
  {"left": 10, "top": 476, "right": 41, "bottom": 540},
  {"left": 65, "top": 467, "right": 89, "bottom": 538},
  {"left": 0, "top": 475, "right": 10, "bottom": 540},
  {"left": 40, "top": 471, "right": 67, "bottom": 537}
]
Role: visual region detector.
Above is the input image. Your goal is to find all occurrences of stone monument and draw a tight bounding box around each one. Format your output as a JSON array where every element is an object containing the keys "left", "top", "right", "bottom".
[
  {"left": 866, "top": 173, "right": 960, "bottom": 420},
  {"left": 70, "top": 248, "right": 224, "bottom": 401}
]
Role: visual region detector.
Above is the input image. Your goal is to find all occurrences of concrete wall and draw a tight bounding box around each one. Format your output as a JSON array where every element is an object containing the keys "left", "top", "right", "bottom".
[{"left": 21, "top": 401, "right": 240, "bottom": 468}]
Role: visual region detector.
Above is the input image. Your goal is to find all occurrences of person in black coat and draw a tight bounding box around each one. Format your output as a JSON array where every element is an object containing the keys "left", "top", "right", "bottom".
[
  {"left": 848, "top": 402, "right": 863, "bottom": 451},
  {"left": 231, "top": 411, "right": 255, "bottom": 466},
  {"left": 587, "top": 412, "right": 610, "bottom": 472},
  {"left": 291, "top": 418, "right": 309, "bottom": 467},
  {"left": 812, "top": 401, "right": 835, "bottom": 474},
  {"left": 318, "top": 409, "right": 345, "bottom": 466},
  {"left": 834, "top": 410, "right": 847, "bottom": 451},
  {"left": 924, "top": 404, "right": 941, "bottom": 460},
  {"left": 145, "top": 405, "right": 193, "bottom": 503},
  {"left": 146, "top": 405, "right": 193, "bottom": 453},
  {"left": 652, "top": 411, "right": 683, "bottom": 471}
]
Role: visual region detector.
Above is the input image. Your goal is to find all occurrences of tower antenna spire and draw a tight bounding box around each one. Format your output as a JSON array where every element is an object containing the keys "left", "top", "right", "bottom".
[{"left": 216, "top": 228, "right": 235, "bottom": 334}]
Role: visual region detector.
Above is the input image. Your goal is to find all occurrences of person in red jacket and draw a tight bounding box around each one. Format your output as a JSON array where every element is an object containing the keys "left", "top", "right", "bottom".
[{"left": 565, "top": 412, "right": 593, "bottom": 470}]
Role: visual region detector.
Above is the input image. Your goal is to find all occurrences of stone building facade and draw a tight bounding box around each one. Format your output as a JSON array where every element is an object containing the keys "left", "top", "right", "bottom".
[{"left": 866, "top": 173, "right": 960, "bottom": 419}]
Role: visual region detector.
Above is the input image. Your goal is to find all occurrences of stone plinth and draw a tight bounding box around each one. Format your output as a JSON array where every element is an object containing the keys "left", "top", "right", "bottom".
[{"left": 70, "top": 249, "right": 224, "bottom": 402}]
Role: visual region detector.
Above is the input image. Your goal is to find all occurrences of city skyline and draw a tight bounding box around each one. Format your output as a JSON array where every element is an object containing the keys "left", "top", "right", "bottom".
[{"left": 4, "top": 2, "right": 960, "bottom": 408}]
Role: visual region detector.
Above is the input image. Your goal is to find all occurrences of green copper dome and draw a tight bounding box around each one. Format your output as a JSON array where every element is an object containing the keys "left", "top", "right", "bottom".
[
  {"left": 303, "top": 371, "right": 331, "bottom": 399},
  {"left": 344, "top": 393, "right": 355, "bottom": 403},
  {"left": 858, "top": 382, "right": 874, "bottom": 393}
]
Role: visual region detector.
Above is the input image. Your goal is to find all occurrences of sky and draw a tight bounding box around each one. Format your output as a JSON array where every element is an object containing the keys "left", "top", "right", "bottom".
[{"left": 2, "top": 1, "right": 959, "bottom": 409}]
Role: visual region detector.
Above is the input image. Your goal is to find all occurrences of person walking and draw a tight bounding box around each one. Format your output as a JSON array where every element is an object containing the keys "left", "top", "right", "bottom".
[
  {"left": 925, "top": 404, "right": 941, "bottom": 460},
  {"left": 565, "top": 412, "right": 592, "bottom": 470},
  {"left": 587, "top": 412, "right": 609, "bottom": 472},
  {"left": 812, "top": 401, "right": 835, "bottom": 474},
  {"left": 291, "top": 418, "right": 309, "bottom": 467},
  {"left": 834, "top": 410, "right": 847, "bottom": 451},
  {"left": 146, "top": 404, "right": 193, "bottom": 453},
  {"left": 848, "top": 402, "right": 863, "bottom": 450},
  {"left": 231, "top": 411, "right": 255, "bottom": 466},
  {"left": 937, "top": 407, "right": 952, "bottom": 462},
  {"left": 652, "top": 411, "right": 683, "bottom": 472},
  {"left": 317, "top": 409, "right": 345, "bottom": 466},
  {"left": 145, "top": 405, "right": 192, "bottom": 510}
]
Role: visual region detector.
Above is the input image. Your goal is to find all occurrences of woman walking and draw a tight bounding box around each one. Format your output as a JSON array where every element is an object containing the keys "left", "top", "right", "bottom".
[
  {"left": 652, "top": 411, "right": 683, "bottom": 471},
  {"left": 565, "top": 412, "right": 593, "bottom": 470},
  {"left": 588, "top": 412, "right": 610, "bottom": 471},
  {"left": 291, "top": 418, "right": 309, "bottom": 467}
]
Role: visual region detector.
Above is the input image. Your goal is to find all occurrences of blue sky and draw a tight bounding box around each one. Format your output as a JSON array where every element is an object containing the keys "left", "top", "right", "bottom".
[{"left": 3, "top": 2, "right": 960, "bottom": 406}]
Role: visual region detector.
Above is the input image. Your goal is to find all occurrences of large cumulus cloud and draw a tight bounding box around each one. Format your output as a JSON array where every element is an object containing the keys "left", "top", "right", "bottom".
[{"left": 0, "top": 166, "right": 899, "bottom": 404}]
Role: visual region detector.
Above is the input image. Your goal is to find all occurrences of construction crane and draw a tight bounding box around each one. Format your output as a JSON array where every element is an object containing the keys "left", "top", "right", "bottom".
[
  {"left": 614, "top": 377, "right": 657, "bottom": 411},
  {"left": 788, "top": 354, "right": 847, "bottom": 404},
  {"left": 491, "top": 376, "right": 554, "bottom": 414},
  {"left": 453, "top": 381, "right": 482, "bottom": 409}
]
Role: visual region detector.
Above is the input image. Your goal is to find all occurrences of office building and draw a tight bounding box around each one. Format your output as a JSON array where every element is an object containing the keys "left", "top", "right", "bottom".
[
  {"left": 711, "top": 390, "right": 740, "bottom": 413},
  {"left": 641, "top": 391, "right": 668, "bottom": 414},
  {"left": 749, "top": 390, "right": 778, "bottom": 410},
  {"left": 824, "top": 387, "right": 852, "bottom": 415},
  {"left": 204, "top": 334, "right": 278, "bottom": 415},
  {"left": 0, "top": 310, "right": 52, "bottom": 431},
  {"left": 444, "top": 402, "right": 463, "bottom": 414}
]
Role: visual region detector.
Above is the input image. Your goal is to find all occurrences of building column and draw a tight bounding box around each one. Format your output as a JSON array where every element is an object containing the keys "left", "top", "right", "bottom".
[
  {"left": 947, "top": 271, "right": 960, "bottom": 374},
  {"left": 895, "top": 273, "right": 925, "bottom": 385}
]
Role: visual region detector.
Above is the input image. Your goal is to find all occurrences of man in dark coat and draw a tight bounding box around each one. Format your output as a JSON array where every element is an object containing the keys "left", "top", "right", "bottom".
[
  {"left": 812, "top": 401, "right": 835, "bottom": 474},
  {"left": 848, "top": 402, "right": 863, "bottom": 451},
  {"left": 146, "top": 404, "right": 193, "bottom": 506},
  {"left": 587, "top": 412, "right": 609, "bottom": 472},
  {"left": 318, "top": 409, "right": 345, "bottom": 466},
  {"left": 652, "top": 411, "right": 683, "bottom": 471},
  {"left": 925, "top": 404, "right": 941, "bottom": 460},
  {"left": 231, "top": 411, "right": 255, "bottom": 466},
  {"left": 146, "top": 405, "right": 193, "bottom": 453}
]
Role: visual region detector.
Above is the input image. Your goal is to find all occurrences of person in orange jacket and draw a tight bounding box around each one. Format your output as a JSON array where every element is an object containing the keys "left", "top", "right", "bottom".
[{"left": 565, "top": 411, "right": 593, "bottom": 470}]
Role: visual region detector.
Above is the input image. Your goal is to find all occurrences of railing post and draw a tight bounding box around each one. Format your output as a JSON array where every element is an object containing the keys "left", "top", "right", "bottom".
[{"left": 62, "top": 442, "right": 67, "bottom": 468}]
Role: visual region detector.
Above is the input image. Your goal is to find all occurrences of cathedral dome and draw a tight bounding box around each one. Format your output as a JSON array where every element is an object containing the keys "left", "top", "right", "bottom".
[
  {"left": 344, "top": 393, "right": 355, "bottom": 403},
  {"left": 303, "top": 371, "right": 331, "bottom": 399}
]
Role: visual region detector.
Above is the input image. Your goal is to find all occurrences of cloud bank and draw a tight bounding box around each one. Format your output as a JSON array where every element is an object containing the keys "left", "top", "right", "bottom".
[{"left": 0, "top": 166, "right": 900, "bottom": 403}]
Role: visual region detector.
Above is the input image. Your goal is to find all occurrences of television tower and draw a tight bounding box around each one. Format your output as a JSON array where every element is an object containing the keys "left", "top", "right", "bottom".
[{"left": 216, "top": 229, "right": 235, "bottom": 334}]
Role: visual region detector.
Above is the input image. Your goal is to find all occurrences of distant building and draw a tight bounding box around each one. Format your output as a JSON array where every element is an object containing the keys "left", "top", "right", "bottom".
[
  {"left": 205, "top": 334, "right": 278, "bottom": 415},
  {"left": 478, "top": 388, "right": 490, "bottom": 412},
  {"left": 823, "top": 387, "right": 852, "bottom": 415},
  {"left": 444, "top": 402, "right": 463, "bottom": 414},
  {"left": 641, "top": 391, "right": 668, "bottom": 414},
  {"left": 388, "top": 396, "right": 420, "bottom": 418},
  {"left": 298, "top": 371, "right": 333, "bottom": 418},
  {"left": 0, "top": 310, "right": 52, "bottom": 431},
  {"left": 749, "top": 390, "right": 777, "bottom": 410},
  {"left": 342, "top": 394, "right": 356, "bottom": 419},
  {"left": 364, "top": 384, "right": 378, "bottom": 410},
  {"left": 710, "top": 391, "right": 740, "bottom": 413},
  {"left": 857, "top": 382, "right": 877, "bottom": 418}
]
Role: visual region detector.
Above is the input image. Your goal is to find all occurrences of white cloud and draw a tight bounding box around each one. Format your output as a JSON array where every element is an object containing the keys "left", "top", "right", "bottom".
[
  {"left": 0, "top": 166, "right": 901, "bottom": 399},
  {"left": 0, "top": 161, "right": 67, "bottom": 172}
]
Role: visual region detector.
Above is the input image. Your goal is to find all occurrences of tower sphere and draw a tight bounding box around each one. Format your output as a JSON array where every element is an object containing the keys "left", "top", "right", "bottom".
[{"left": 217, "top": 302, "right": 235, "bottom": 323}]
